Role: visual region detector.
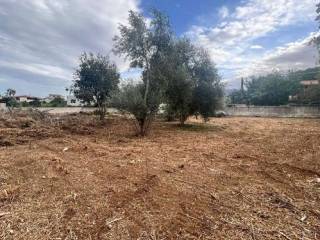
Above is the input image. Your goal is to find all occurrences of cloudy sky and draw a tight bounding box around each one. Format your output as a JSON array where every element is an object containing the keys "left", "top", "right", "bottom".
[{"left": 0, "top": 0, "right": 319, "bottom": 96}]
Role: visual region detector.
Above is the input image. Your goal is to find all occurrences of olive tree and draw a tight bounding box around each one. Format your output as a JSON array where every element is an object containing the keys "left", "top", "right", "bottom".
[
  {"left": 161, "top": 39, "right": 193, "bottom": 123},
  {"left": 73, "top": 53, "right": 120, "bottom": 120},
  {"left": 164, "top": 40, "right": 223, "bottom": 124},
  {"left": 113, "top": 10, "right": 172, "bottom": 135},
  {"left": 3, "top": 88, "right": 19, "bottom": 111},
  {"left": 191, "top": 49, "right": 224, "bottom": 121}
]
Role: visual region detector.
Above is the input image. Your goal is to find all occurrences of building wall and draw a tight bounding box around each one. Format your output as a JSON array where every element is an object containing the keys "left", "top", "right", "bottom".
[
  {"left": 225, "top": 105, "right": 320, "bottom": 118},
  {"left": 0, "top": 103, "right": 6, "bottom": 110},
  {"left": 67, "top": 96, "right": 83, "bottom": 107},
  {"left": 18, "top": 97, "right": 28, "bottom": 102}
]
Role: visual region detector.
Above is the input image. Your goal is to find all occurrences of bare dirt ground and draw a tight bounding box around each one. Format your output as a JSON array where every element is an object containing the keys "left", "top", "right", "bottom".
[{"left": 0, "top": 111, "right": 319, "bottom": 239}]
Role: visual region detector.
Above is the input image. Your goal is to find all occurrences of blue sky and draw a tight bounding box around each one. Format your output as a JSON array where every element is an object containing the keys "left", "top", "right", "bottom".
[
  {"left": 142, "top": 0, "right": 234, "bottom": 34},
  {"left": 0, "top": 0, "right": 319, "bottom": 97}
]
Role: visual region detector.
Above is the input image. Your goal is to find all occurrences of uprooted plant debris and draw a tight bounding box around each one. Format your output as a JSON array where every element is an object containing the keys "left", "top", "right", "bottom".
[
  {"left": 0, "top": 110, "right": 109, "bottom": 147},
  {"left": 0, "top": 111, "right": 319, "bottom": 239}
]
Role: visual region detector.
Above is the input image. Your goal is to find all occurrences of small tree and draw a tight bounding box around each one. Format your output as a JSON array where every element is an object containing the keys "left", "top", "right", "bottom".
[
  {"left": 112, "top": 82, "right": 154, "bottom": 135},
  {"left": 73, "top": 53, "right": 120, "bottom": 120},
  {"left": 4, "top": 88, "right": 19, "bottom": 111},
  {"left": 48, "top": 97, "right": 67, "bottom": 107}
]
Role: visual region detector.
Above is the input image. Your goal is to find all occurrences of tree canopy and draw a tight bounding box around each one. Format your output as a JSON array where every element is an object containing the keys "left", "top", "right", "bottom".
[
  {"left": 73, "top": 53, "right": 120, "bottom": 120},
  {"left": 113, "top": 10, "right": 224, "bottom": 131},
  {"left": 162, "top": 39, "right": 223, "bottom": 123},
  {"left": 229, "top": 67, "right": 320, "bottom": 106},
  {"left": 113, "top": 10, "right": 174, "bottom": 135}
]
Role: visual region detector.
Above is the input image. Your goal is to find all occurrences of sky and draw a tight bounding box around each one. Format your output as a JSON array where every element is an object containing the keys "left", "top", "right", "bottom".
[{"left": 0, "top": 0, "right": 319, "bottom": 97}]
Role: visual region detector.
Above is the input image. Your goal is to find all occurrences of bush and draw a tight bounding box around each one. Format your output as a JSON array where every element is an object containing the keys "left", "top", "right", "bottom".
[
  {"left": 43, "top": 97, "right": 67, "bottom": 107},
  {"left": 112, "top": 83, "right": 156, "bottom": 136}
]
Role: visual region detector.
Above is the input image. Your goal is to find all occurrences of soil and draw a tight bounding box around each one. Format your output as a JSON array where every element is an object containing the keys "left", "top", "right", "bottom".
[{"left": 0, "top": 112, "right": 319, "bottom": 239}]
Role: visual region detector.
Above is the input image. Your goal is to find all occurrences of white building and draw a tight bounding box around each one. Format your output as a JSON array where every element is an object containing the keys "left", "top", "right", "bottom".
[
  {"left": 67, "top": 95, "right": 83, "bottom": 107},
  {"left": 0, "top": 102, "right": 6, "bottom": 110},
  {"left": 15, "top": 95, "right": 41, "bottom": 103},
  {"left": 43, "top": 94, "right": 65, "bottom": 103}
]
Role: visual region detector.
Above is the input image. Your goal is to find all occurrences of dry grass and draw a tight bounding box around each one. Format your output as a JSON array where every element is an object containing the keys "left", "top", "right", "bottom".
[{"left": 0, "top": 112, "right": 319, "bottom": 239}]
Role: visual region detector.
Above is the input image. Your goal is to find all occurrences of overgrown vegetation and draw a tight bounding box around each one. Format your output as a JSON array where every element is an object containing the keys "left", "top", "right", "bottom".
[{"left": 229, "top": 67, "right": 320, "bottom": 106}]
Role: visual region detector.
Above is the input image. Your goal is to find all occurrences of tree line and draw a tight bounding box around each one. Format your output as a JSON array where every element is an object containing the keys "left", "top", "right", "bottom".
[
  {"left": 72, "top": 10, "right": 224, "bottom": 135},
  {"left": 228, "top": 67, "right": 320, "bottom": 106}
]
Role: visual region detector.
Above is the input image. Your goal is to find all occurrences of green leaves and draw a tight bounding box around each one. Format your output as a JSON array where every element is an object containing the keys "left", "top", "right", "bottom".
[
  {"left": 163, "top": 40, "right": 223, "bottom": 124},
  {"left": 230, "top": 67, "right": 320, "bottom": 106},
  {"left": 73, "top": 52, "right": 120, "bottom": 119},
  {"left": 113, "top": 10, "right": 174, "bottom": 134},
  {"left": 113, "top": 9, "right": 223, "bottom": 130}
]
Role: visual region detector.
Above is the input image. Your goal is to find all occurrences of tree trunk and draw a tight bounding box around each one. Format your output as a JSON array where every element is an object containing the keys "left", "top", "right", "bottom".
[
  {"left": 99, "top": 109, "right": 105, "bottom": 121},
  {"left": 138, "top": 118, "right": 145, "bottom": 136},
  {"left": 144, "top": 62, "right": 150, "bottom": 105},
  {"left": 179, "top": 114, "right": 187, "bottom": 125},
  {"left": 97, "top": 101, "right": 106, "bottom": 121}
]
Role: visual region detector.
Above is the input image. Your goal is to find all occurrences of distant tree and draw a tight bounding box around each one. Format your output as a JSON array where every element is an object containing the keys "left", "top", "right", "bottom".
[
  {"left": 301, "top": 86, "right": 320, "bottom": 104},
  {"left": 229, "top": 89, "right": 247, "bottom": 105},
  {"left": 4, "top": 88, "right": 18, "bottom": 111},
  {"left": 232, "top": 68, "right": 320, "bottom": 106},
  {"left": 47, "top": 97, "right": 67, "bottom": 107},
  {"left": 21, "top": 101, "right": 30, "bottom": 107},
  {"left": 6, "top": 88, "right": 16, "bottom": 97},
  {"left": 113, "top": 10, "right": 172, "bottom": 135},
  {"left": 245, "top": 73, "right": 300, "bottom": 106},
  {"left": 29, "top": 99, "right": 41, "bottom": 107},
  {"left": 73, "top": 53, "right": 120, "bottom": 120}
]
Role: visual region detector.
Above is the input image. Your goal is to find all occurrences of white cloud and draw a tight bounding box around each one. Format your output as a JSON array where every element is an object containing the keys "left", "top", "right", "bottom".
[
  {"left": 0, "top": 60, "right": 71, "bottom": 80},
  {"left": 218, "top": 6, "right": 229, "bottom": 19},
  {"left": 0, "top": 0, "right": 141, "bottom": 96},
  {"left": 250, "top": 45, "right": 264, "bottom": 49},
  {"left": 238, "top": 32, "right": 319, "bottom": 78},
  {"left": 188, "top": 0, "right": 316, "bottom": 46},
  {"left": 186, "top": 0, "right": 318, "bottom": 88}
]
